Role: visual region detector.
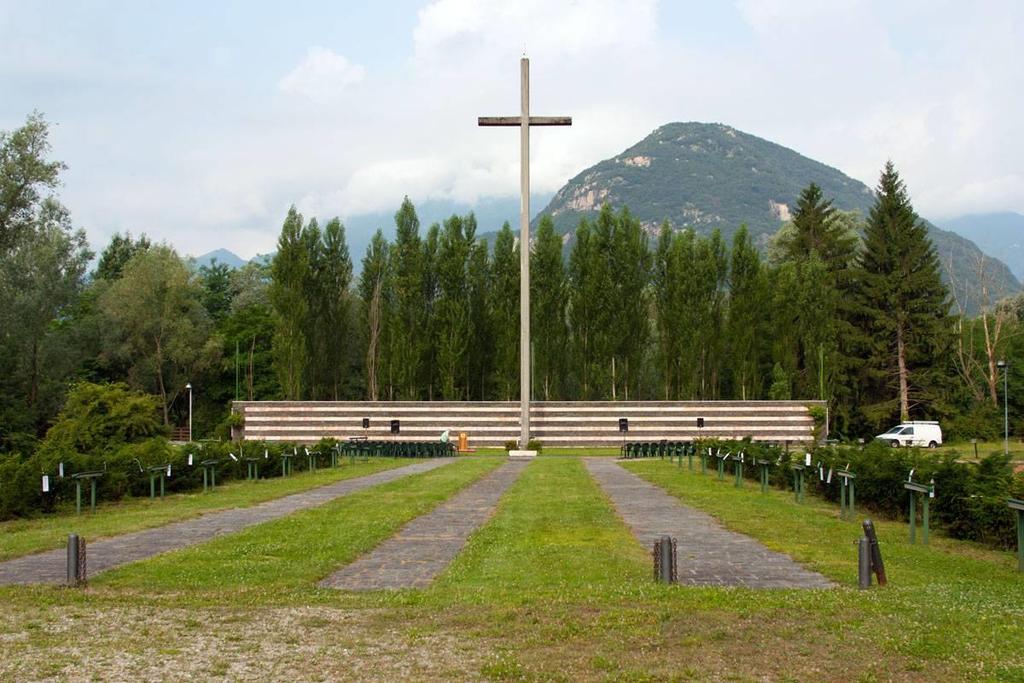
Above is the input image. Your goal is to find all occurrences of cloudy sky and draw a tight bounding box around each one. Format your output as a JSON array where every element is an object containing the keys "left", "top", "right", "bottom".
[{"left": 1, "top": 0, "right": 1021, "bottom": 259}]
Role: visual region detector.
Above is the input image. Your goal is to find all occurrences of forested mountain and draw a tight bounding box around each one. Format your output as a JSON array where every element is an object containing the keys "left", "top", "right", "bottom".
[
  {"left": 941, "top": 212, "right": 1024, "bottom": 281},
  {"left": 534, "top": 122, "right": 1020, "bottom": 309}
]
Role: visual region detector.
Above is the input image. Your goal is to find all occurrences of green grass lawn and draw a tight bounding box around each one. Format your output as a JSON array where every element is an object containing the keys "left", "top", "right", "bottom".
[
  {"left": 0, "top": 457, "right": 410, "bottom": 561},
  {"left": 0, "top": 455, "right": 1021, "bottom": 681},
  {"left": 937, "top": 439, "right": 1024, "bottom": 461}
]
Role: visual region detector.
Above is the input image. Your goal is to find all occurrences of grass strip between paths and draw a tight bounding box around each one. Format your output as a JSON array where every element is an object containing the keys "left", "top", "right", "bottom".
[
  {"left": 94, "top": 457, "right": 502, "bottom": 593},
  {"left": 0, "top": 458, "right": 413, "bottom": 562},
  {"left": 624, "top": 458, "right": 1024, "bottom": 681}
]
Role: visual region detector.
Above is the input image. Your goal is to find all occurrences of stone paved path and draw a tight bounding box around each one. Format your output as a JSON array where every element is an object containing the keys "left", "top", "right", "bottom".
[
  {"left": 585, "top": 458, "right": 832, "bottom": 588},
  {"left": 321, "top": 460, "right": 528, "bottom": 590},
  {"left": 0, "top": 459, "right": 456, "bottom": 585}
]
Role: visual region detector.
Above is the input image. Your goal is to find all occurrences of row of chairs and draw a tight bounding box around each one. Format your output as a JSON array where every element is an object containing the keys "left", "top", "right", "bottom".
[
  {"left": 337, "top": 440, "right": 457, "bottom": 459},
  {"left": 620, "top": 441, "right": 696, "bottom": 459}
]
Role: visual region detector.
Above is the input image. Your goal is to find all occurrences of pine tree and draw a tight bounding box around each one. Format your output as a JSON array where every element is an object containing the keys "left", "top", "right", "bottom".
[
  {"left": 531, "top": 216, "right": 567, "bottom": 400},
  {"left": 854, "top": 162, "right": 951, "bottom": 424}
]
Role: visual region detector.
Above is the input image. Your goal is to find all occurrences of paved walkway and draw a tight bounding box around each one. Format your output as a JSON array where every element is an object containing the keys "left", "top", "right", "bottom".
[
  {"left": 0, "top": 459, "right": 456, "bottom": 586},
  {"left": 321, "top": 459, "right": 528, "bottom": 590},
  {"left": 585, "top": 458, "right": 832, "bottom": 588}
]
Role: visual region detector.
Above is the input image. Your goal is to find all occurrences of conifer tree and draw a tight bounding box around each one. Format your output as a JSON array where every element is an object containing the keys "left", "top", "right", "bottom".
[
  {"left": 854, "top": 162, "right": 951, "bottom": 424},
  {"left": 466, "top": 237, "right": 492, "bottom": 399},
  {"left": 318, "top": 217, "right": 353, "bottom": 399}
]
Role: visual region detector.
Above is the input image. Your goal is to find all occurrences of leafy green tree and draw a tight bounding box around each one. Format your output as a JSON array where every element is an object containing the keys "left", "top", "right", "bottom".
[
  {"left": 317, "top": 217, "right": 354, "bottom": 399},
  {"left": 358, "top": 230, "right": 390, "bottom": 400},
  {"left": 531, "top": 216, "right": 567, "bottom": 400},
  {"left": 388, "top": 198, "right": 426, "bottom": 399},
  {"left": 269, "top": 207, "right": 309, "bottom": 399},
  {"left": 607, "top": 207, "right": 651, "bottom": 399},
  {"left": 568, "top": 218, "right": 601, "bottom": 398},
  {"left": 94, "top": 232, "right": 152, "bottom": 281},
  {"left": 99, "top": 246, "right": 221, "bottom": 425},
  {"left": 726, "top": 226, "right": 767, "bottom": 399},
  {"left": 854, "top": 162, "right": 951, "bottom": 425},
  {"left": 0, "top": 199, "right": 92, "bottom": 444},
  {"left": 421, "top": 223, "right": 441, "bottom": 399},
  {"left": 0, "top": 113, "right": 65, "bottom": 254},
  {"left": 434, "top": 214, "right": 473, "bottom": 399},
  {"left": 466, "top": 237, "right": 492, "bottom": 399},
  {"left": 489, "top": 223, "right": 519, "bottom": 400}
]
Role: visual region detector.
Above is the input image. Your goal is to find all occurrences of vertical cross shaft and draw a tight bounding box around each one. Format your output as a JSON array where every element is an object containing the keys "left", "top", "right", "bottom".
[
  {"left": 519, "top": 58, "right": 530, "bottom": 450},
  {"left": 478, "top": 57, "right": 571, "bottom": 449}
]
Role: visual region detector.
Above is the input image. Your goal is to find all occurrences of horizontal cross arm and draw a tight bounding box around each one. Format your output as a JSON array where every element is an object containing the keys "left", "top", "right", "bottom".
[{"left": 478, "top": 116, "right": 572, "bottom": 127}]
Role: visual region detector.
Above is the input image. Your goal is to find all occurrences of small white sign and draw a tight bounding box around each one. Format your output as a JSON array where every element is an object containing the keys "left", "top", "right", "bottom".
[
  {"left": 167, "top": 465, "right": 172, "bottom": 478},
  {"left": 805, "top": 453, "right": 812, "bottom": 467},
  {"left": 826, "top": 468, "right": 833, "bottom": 484},
  {"left": 42, "top": 475, "right": 50, "bottom": 493},
  {"left": 264, "top": 449, "right": 269, "bottom": 459},
  {"left": 229, "top": 453, "right": 238, "bottom": 462},
  {"left": 188, "top": 453, "right": 193, "bottom": 466},
  {"left": 58, "top": 462, "right": 64, "bottom": 478}
]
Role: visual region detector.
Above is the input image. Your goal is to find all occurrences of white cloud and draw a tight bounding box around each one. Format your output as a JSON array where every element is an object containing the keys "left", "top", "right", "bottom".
[{"left": 278, "top": 47, "right": 365, "bottom": 103}]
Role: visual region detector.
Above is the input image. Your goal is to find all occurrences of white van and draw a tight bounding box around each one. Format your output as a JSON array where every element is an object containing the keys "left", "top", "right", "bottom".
[{"left": 876, "top": 421, "right": 943, "bottom": 448}]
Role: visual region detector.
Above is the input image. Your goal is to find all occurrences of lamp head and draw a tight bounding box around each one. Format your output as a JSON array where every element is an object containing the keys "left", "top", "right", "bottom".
[
  {"left": 185, "top": 383, "right": 192, "bottom": 390},
  {"left": 997, "top": 360, "right": 1007, "bottom": 369}
]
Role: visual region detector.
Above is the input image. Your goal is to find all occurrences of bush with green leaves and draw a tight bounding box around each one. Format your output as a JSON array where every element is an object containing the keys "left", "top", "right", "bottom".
[{"left": 698, "top": 438, "right": 1024, "bottom": 549}]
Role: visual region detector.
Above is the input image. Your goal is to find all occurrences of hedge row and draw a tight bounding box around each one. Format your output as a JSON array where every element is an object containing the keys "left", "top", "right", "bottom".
[
  {"left": 692, "top": 439, "right": 1024, "bottom": 549},
  {"left": 0, "top": 438, "right": 349, "bottom": 520}
]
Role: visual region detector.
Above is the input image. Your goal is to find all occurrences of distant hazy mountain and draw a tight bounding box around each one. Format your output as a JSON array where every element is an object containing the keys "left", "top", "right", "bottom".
[
  {"left": 940, "top": 212, "right": 1024, "bottom": 282},
  {"left": 533, "top": 121, "right": 1020, "bottom": 312},
  {"left": 193, "top": 248, "right": 247, "bottom": 269}
]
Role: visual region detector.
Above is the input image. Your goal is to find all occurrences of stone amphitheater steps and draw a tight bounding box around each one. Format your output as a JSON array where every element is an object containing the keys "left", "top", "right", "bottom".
[{"left": 235, "top": 401, "right": 824, "bottom": 447}]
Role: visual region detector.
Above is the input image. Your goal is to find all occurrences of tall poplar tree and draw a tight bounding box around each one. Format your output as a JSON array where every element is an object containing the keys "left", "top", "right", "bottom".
[
  {"left": 319, "top": 217, "right": 353, "bottom": 399},
  {"left": 568, "top": 219, "right": 602, "bottom": 398},
  {"left": 388, "top": 198, "right": 425, "bottom": 399},
  {"left": 531, "top": 216, "right": 567, "bottom": 400},
  {"left": 854, "top": 162, "right": 951, "bottom": 424},
  {"left": 726, "top": 226, "right": 766, "bottom": 399},
  {"left": 269, "top": 207, "right": 309, "bottom": 399},
  {"left": 489, "top": 223, "right": 519, "bottom": 400},
  {"left": 358, "top": 230, "right": 390, "bottom": 400}
]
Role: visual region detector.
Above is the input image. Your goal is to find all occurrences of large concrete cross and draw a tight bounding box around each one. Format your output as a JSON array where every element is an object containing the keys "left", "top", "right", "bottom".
[{"left": 479, "top": 57, "right": 571, "bottom": 451}]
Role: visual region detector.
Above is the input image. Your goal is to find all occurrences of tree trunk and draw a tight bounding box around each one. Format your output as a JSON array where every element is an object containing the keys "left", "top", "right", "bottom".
[{"left": 896, "top": 323, "right": 910, "bottom": 422}]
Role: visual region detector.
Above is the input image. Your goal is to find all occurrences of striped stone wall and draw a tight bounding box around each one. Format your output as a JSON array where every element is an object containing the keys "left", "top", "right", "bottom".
[{"left": 232, "top": 401, "right": 825, "bottom": 447}]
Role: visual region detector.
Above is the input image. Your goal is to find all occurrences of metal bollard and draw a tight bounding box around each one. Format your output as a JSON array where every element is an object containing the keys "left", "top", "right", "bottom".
[
  {"left": 862, "top": 520, "right": 887, "bottom": 587},
  {"left": 652, "top": 535, "right": 677, "bottom": 584},
  {"left": 66, "top": 534, "right": 86, "bottom": 586},
  {"left": 857, "top": 538, "right": 871, "bottom": 589}
]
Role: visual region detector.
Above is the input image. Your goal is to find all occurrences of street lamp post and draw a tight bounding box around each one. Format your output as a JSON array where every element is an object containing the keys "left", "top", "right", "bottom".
[
  {"left": 185, "top": 382, "right": 193, "bottom": 443},
  {"left": 997, "top": 360, "right": 1009, "bottom": 456}
]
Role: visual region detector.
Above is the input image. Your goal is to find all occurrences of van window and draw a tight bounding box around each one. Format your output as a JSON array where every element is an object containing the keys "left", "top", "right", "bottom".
[{"left": 900, "top": 427, "right": 914, "bottom": 435}]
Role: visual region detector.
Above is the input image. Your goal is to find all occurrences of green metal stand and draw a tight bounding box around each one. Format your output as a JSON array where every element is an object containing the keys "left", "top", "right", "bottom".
[
  {"left": 201, "top": 460, "right": 219, "bottom": 492},
  {"left": 1009, "top": 499, "right": 1024, "bottom": 571},
  {"left": 245, "top": 458, "right": 259, "bottom": 480},
  {"left": 687, "top": 445, "right": 694, "bottom": 471},
  {"left": 733, "top": 455, "right": 744, "bottom": 488},
  {"left": 306, "top": 449, "right": 317, "bottom": 473},
  {"left": 838, "top": 470, "right": 856, "bottom": 520},
  {"left": 790, "top": 464, "right": 805, "bottom": 503},
  {"left": 904, "top": 479, "right": 935, "bottom": 545},
  {"left": 757, "top": 460, "right": 771, "bottom": 494},
  {"left": 72, "top": 472, "right": 103, "bottom": 514},
  {"left": 700, "top": 449, "right": 708, "bottom": 475},
  {"left": 147, "top": 465, "right": 168, "bottom": 499},
  {"left": 717, "top": 454, "right": 726, "bottom": 481},
  {"left": 280, "top": 454, "right": 293, "bottom": 477}
]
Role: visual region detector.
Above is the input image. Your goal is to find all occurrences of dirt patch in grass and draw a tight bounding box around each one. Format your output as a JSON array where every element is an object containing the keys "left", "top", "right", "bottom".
[{"left": 0, "top": 604, "right": 489, "bottom": 682}]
